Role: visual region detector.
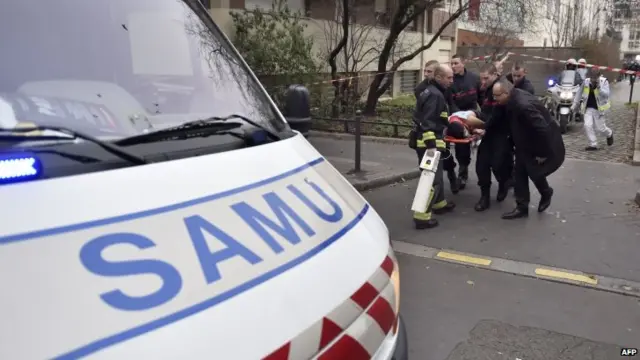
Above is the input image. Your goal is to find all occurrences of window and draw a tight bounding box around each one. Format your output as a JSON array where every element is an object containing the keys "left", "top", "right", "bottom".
[
  {"left": 399, "top": 71, "right": 419, "bottom": 94},
  {"left": 245, "top": 0, "right": 305, "bottom": 13}
]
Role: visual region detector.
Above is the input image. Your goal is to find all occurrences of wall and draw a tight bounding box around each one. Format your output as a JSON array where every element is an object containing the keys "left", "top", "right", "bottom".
[
  {"left": 457, "top": 29, "right": 524, "bottom": 47},
  {"left": 209, "top": 1, "right": 457, "bottom": 98}
]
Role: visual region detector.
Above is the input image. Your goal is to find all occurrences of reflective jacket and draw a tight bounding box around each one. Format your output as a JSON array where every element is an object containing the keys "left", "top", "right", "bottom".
[
  {"left": 413, "top": 81, "right": 450, "bottom": 149},
  {"left": 572, "top": 76, "right": 611, "bottom": 112}
]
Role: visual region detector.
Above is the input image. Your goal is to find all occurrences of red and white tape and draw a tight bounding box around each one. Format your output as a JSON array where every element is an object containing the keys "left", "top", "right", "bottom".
[
  {"left": 500, "top": 52, "right": 640, "bottom": 76},
  {"left": 262, "top": 250, "right": 399, "bottom": 360},
  {"left": 268, "top": 50, "right": 637, "bottom": 90}
]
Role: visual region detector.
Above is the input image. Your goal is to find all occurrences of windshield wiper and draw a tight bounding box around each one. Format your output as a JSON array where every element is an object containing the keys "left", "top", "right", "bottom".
[
  {"left": 0, "top": 125, "right": 148, "bottom": 165},
  {"left": 114, "top": 114, "right": 280, "bottom": 146}
]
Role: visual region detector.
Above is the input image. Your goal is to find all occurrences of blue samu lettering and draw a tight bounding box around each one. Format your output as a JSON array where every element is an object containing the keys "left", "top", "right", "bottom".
[
  {"left": 185, "top": 215, "right": 263, "bottom": 284},
  {"left": 79, "top": 178, "right": 344, "bottom": 311},
  {"left": 79, "top": 233, "right": 183, "bottom": 311}
]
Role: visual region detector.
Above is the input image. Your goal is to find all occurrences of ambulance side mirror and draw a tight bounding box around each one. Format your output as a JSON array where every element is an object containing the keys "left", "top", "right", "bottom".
[{"left": 282, "top": 84, "right": 312, "bottom": 137}]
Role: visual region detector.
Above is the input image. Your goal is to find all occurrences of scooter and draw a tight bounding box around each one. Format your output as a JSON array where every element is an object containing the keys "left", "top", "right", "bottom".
[{"left": 545, "top": 78, "right": 580, "bottom": 134}]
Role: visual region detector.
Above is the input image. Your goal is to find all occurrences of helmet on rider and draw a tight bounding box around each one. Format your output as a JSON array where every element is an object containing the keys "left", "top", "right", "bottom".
[
  {"left": 566, "top": 58, "right": 577, "bottom": 70},
  {"left": 578, "top": 58, "right": 586, "bottom": 68}
]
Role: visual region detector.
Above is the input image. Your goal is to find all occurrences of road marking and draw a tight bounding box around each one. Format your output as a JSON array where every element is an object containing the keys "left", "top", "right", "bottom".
[
  {"left": 392, "top": 240, "right": 640, "bottom": 298},
  {"left": 436, "top": 251, "right": 492, "bottom": 266},
  {"left": 534, "top": 268, "right": 598, "bottom": 285}
]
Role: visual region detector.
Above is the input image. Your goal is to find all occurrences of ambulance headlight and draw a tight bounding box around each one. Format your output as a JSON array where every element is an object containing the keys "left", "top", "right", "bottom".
[{"left": 0, "top": 153, "right": 42, "bottom": 184}]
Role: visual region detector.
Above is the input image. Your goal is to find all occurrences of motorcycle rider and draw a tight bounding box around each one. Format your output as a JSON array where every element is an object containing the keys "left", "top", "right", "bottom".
[
  {"left": 473, "top": 63, "right": 513, "bottom": 211},
  {"left": 449, "top": 54, "right": 482, "bottom": 190},
  {"left": 572, "top": 68, "right": 614, "bottom": 151},
  {"left": 566, "top": 58, "right": 578, "bottom": 71},
  {"left": 577, "top": 58, "right": 588, "bottom": 82},
  {"left": 411, "top": 64, "right": 457, "bottom": 229}
]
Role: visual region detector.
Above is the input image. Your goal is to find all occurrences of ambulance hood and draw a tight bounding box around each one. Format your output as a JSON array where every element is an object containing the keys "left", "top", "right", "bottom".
[{"left": 0, "top": 134, "right": 393, "bottom": 359}]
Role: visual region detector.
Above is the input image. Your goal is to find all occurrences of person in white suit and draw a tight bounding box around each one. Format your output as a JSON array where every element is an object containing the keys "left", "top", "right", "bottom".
[{"left": 572, "top": 69, "right": 614, "bottom": 151}]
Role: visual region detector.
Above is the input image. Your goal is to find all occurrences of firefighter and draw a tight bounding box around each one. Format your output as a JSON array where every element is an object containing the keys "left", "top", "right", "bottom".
[
  {"left": 507, "top": 61, "right": 535, "bottom": 94},
  {"left": 411, "top": 64, "right": 457, "bottom": 229},
  {"left": 449, "top": 54, "right": 482, "bottom": 190},
  {"left": 416, "top": 60, "right": 461, "bottom": 194},
  {"left": 572, "top": 68, "right": 614, "bottom": 150}
]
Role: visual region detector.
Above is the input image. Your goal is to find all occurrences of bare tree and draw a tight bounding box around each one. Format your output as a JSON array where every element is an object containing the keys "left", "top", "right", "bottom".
[
  {"left": 359, "top": 0, "right": 535, "bottom": 114},
  {"left": 462, "top": 0, "right": 537, "bottom": 56},
  {"left": 541, "top": 1, "right": 597, "bottom": 47},
  {"left": 322, "top": 0, "right": 413, "bottom": 115}
]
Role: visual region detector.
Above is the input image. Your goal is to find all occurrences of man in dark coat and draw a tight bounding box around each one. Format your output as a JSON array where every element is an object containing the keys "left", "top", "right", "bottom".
[
  {"left": 449, "top": 54, "right": 482, "bottom": 190},
  {"left": 506, "top": 61, "right": 535, "bottom": 95},
  {"left": 492, "top": 79, "right": 565, "bottom": 219},
  {"left": 473, "top": 64, "right": 512, "bottom": 211}
]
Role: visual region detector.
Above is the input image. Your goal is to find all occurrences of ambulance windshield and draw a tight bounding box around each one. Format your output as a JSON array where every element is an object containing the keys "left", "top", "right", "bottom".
[{"left": 0, "top": 0, "right": 285, "bottom": 140}]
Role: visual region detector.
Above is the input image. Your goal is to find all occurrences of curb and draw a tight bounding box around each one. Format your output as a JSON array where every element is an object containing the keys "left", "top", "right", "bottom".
[
  {"left": 351, "top": 169, "right": 421, "bottom": 192},
  {"left": 392, "top": 241, "right": 640, "bottom": 298},
  {"left": 309, "top": 130, "right": 407, "bottom": 145}
]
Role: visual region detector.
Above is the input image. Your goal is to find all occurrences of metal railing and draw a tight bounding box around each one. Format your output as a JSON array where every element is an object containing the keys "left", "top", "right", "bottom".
[
  {"left": 311, "top": 114, "right": 413, "bottom": 173},
  {"left": 311, "top": 116, "right": 413, "bottom": 138}
]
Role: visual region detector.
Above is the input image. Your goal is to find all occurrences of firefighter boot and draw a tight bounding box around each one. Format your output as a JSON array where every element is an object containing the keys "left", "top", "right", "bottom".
[
  {"left": 413, "top": 211, "right": 439, "bottom": 229},
  {"left": 474, "top": 187, "right": 491, "bottom": 212}
]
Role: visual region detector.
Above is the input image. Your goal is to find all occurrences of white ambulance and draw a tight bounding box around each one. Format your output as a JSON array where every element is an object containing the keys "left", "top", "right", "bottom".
[{"left": 0, "top": 0, "right": 408, "bottom": 359}]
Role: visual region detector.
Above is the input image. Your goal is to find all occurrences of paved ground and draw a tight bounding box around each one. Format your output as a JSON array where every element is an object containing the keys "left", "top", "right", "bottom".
[
  {"left": 309, "top": 81, "right": 640, "bottom": 359},
  {"left": 307, "top": 136, "right": 418, "bottom": 188},
  {"left": 398, "top": 256, "right": 639, "bottom": 360},
  {"left": 561, "top": 81, "right": 637, "bottom": 163},
  {"left": 364, "top": 158, "right": 640, "bottom": 282}
]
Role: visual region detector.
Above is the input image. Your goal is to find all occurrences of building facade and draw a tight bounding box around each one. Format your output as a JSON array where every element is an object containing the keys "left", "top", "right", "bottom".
[
  {"left": 455, "top": 0, "right": 607, "bottom": 48},
  {"left": 608, "top": 0, "right": 640, "bottom": 60},
  {"left": 205, "top": 0, "right": 458, "bottom": 97}
]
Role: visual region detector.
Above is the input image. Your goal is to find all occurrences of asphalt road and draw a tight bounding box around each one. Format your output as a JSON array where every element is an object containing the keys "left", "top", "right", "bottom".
[
  {"left": 358, "top": 81, "right": 640, "bottom": 359},
  {"left": 396, "top": 255, "right": 639, "bottom": 360}
]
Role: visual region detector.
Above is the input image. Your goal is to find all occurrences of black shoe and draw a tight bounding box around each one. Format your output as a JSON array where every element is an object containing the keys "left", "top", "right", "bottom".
[
  {"left": 585, "top": 146, "right": 599, "bottom": 151},
  {"left": 538, "top": 187, "right": 554, "bottom": 212},
  {"left": 433, "top": 201, "right": 456, "bottom": 215},
  {"left": 474, "top": 192, "right": 491, "bottom": 212},
  {"left": 607, "top": 134, "right": 614, "bottom": 146},
  {"left": 501, "top": 207, "right": 529, "bottom": 219},
  {"left": 447, "top": 172, "right": 459, "bottom": 194},
  {"left": 458, "top": 177, "right": 467, "bottom": 190},
  {"left": 414, "top": 218, "right": 439, "bottom": 229},
  {"left": 496, "top": 184, "right": 509, "bottom": 202},
  {"left": 458, "top": 166, "right": 468, "bottom": 190}
]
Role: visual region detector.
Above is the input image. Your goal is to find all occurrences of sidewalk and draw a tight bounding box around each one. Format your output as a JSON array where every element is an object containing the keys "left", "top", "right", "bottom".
[
  {"left": 307, "top": 132, "right": 419, "bottom": 190},
  {"left": 363, "top": 158, "right": 640, "bottom": 284}
]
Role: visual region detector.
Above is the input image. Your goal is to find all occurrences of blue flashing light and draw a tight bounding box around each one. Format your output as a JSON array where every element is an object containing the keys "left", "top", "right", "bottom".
[
  {"left": 0, "top": 153, "right": 42, "bottom": 184},
  {"left": 547, "top": 79, "right": 555, "bottom": 86}
]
